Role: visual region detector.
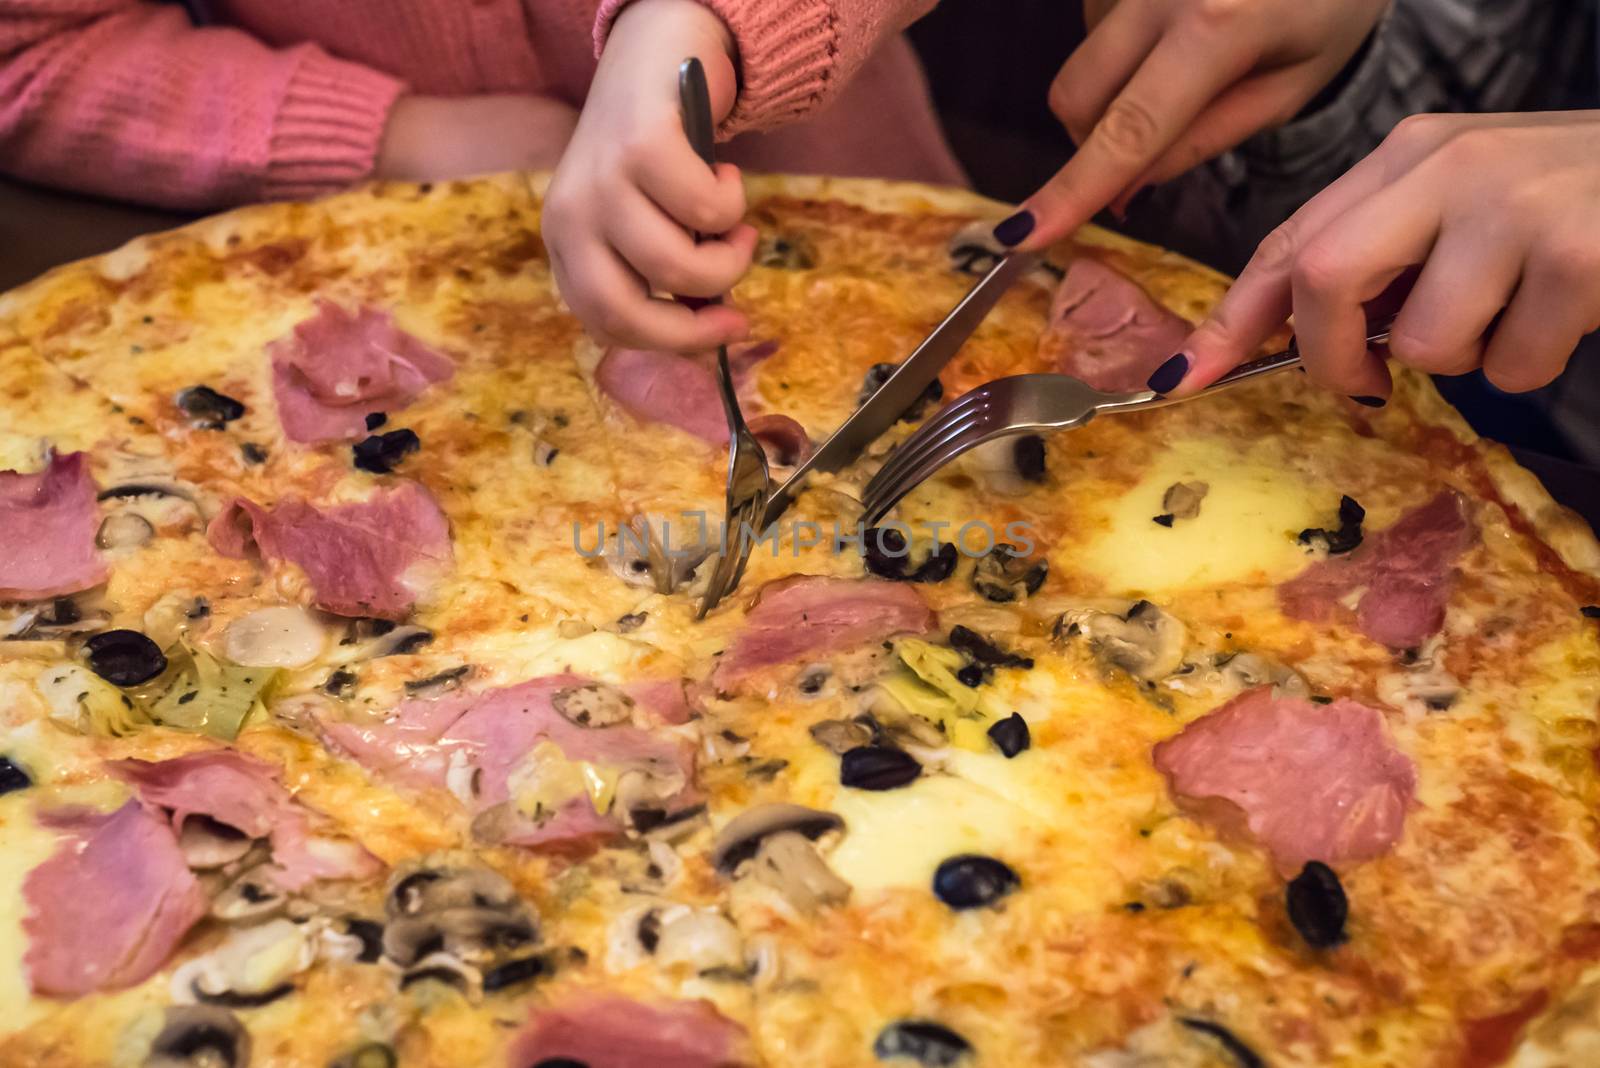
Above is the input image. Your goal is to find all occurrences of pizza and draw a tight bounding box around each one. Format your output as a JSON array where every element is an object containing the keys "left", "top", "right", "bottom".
[{"left": 0, "top": 171, "right": 1598, "bottom": 1068}]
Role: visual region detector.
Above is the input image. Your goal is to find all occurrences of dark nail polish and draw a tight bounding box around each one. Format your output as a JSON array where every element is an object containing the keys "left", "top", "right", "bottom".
[
  {"left": 992, "top": 210, "right": 1035, "bottom": 247},
  {"left": 1351, "top": 395, "right": 1387, "bottom": 408},
  {"left": 1147, "top": 353, "right": 1189, "bottom": 394}
]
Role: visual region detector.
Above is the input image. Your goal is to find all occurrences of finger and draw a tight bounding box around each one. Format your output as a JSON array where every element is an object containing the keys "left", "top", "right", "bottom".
[
  {"left": 1482, "top": 251, "right": 1600, "bottom": 393},
  {"left": 1132, "top": 63, "right": 1323, "bottom": 189},
  {"left": 1016, "top": 30, "right": 1257, "bottom": 249},
  {"left": 1288, "top": 178, "right": 1444, "bottom": 396},
  {"left": 634, "top": 148, "right": 746, "bottom": 236},
  {"left": 555, "top": 239, "right": 748, "bottom": 351},
  {"left": 606, "top": 188, "right": 756, "bottom": 296},
  {"left": 1048, "top": 0, "right": 1167, "bottom": 145},
  {"left": 1383, "top": 224, "right": 1523, "bottom": 377}
]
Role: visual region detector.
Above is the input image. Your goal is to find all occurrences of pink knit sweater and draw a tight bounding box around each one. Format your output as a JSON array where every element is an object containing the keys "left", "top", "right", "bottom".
[{"left": 0, "top": 0, "right": 962, "bottom": 210}]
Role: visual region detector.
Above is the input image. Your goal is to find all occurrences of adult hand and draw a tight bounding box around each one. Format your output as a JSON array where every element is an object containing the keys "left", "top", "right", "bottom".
[
  {"left": 1164, "top": 112, "right": 1600, "bottom": 401},
  {"left": 376, "top": 94, "right": 579, "bottom": 180},
  {"left": 540, "top": 0, "right": 754, "bottom": 352},
  {"left": 991, "top": 0, "right": 1388, "bottom": 250}
]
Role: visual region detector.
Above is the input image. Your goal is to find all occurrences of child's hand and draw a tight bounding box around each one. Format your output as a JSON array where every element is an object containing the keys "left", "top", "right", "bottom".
[
  {"left": 1173, "top": 112, "right": 1600, "bottom": 399},
  {"left": 376, "top": 95, "right": 578, "bottom": 180},
  {"left": 541, "top": 0, "right": 756, "bottom": 351}
]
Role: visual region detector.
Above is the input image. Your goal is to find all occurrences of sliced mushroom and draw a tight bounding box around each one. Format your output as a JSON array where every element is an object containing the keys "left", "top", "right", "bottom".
[
  {"left": 144, "top": 1005, "right": 250, "bottom": 1068},
  {"left": 604, "top": 515, "right": 712, "bottom": 594},
  {"left": 653, "top": 906, "right": 745, "bottom": 973},
  {"left": 98, "top": 512, "right": 155, "bottom": 550},
  {"left": 330, "top": 619, "right": 433, "bottom": 663},
  {"left": 966, "top": 435, "right": 1047, "bottom": 495},
  {"left": 970, "top": 545, "right": 1048, "bottom": 603},
  {"left": 1216, "top": 651, "right": 1309, "bottom": 698},
  {"left": 223, "top": 606, "right": 326, "bottom": 668},
  {"left": 177, "top": 817, "right": 255, "bottom": 870},
  {"left": 615, "top": 764, "right": 691, "bottom": 828},
  {"left": 755, "top": 231, "right": 816, "bottom": 269},
  {"left": 1377, "top": 664, "right": 1461, "bottom": 717},
  {"left": 382, "top": 907, "right": 537, "bottom": 968},
  {"left": 809, "top": 717, "right": 876, "bottom": 755},
  {"left": 1160, "top": 481, "right": 1209, "bottom": 522},
  {"left": 712, "top": 803, "right": 845, "bottom": 874},
  {"left": 385, "top": 865, "right": 519, "bottom": 919},
  {"left": 1054, "top": 600, "right": 1188, "bottom": 681},
  {"left": 551, "top": 682, "right": 635, "bottom": 728},
  {"left": 170, "top": 918, "right": 312, "bottom": 1008},
  {"left": 211, "top": 863, "right": 287, "bottom": 922},
  {"left": 399, "top": 950, "right": 483, "bottom": 997},
  {"left": 946, "top": 221, "right": 1060, "bottom": 286},
  {"left": 750, "top": 830, "right": 851, "bottom": 912}
]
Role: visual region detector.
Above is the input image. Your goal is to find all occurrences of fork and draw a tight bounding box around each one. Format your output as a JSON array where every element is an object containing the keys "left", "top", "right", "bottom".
[
  {"left": 860, "top": 319, "right": 1395, "bottom": 525},
  {"left": 677, "top": 58, "right": 771, "bottom": 618}
]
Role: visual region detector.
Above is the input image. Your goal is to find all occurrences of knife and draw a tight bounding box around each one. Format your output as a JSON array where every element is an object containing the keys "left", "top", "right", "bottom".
[{"left": 759, "top": 251, "right": 1037, "bottom": 528}]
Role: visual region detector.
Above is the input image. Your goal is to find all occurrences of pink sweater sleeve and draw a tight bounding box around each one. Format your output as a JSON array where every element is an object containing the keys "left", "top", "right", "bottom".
[
  {"left": 593, "top": 0, "right": 935, "bottom": 137},
  {"left": 0, "top": 0, "right": 405, "bottom": 210}
]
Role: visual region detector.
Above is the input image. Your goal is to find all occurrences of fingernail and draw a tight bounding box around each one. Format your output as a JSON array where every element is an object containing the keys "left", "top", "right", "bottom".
[
  {"left": 992, "top": 210, "right": 1035, "bottom": 248},
  {"left": 1147, "top": 353, "right": 1189, "bottom": 394},
  {"left": 1351, "top": 395, "right": 1387, "bottom": 408}
]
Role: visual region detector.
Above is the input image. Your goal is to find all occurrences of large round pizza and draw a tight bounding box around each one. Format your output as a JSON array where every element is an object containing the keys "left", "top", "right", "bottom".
[{"left": 0, "top": 173, "right": 1598, "bottom": 1068}]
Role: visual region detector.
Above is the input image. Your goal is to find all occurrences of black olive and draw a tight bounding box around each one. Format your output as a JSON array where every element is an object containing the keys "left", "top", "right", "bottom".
[
  {"left": 323, "top": 669, "right": 358, "bottom": 698},
  {"left": 1583, "top": 605, "right": 1600, "bottom": 619},
  {"left": 857, "top": 364, "right": 944, "bottom": 422},
  {"left": 840, "top": 745, "right": 921, "bottom": 790},
  {"left": 0, "top": 756, "right": 32, "bottom": 794},
  {"left": 482, "top": 954, "right": 549, "bottom": 992},
  {"left": 955, "top": 664, "right": 985, "bottom": 688},
  {"left": 932, "top": 854, "right": 1019, "bottom": 909},
  {"left": 1286, "top": 860, "right": 1349, "bottom": 948},
  {"left": 1177, "top": 1018, "right": 1265, "bottom": 1068},
  {"left": 365, "top": 412, "right": 388, "bottom": 430},
  {"left": 41, "top": 597, "right": 80, "bottom": 625},
  {"left": 176, "top": 385, "right": 246, "bottom": 429},
  {"left": 239, "top": 442, "right": 269, "bottom": 465},
  {"left": 863, "top": 528, "right": 957, "bottom": 583},
  {"left": 1152, "top": 514, "right": 1175, "bottom": 527},
  {"left": 755, "top": 232, "right": 816, "bottom": 269},
  {"left": 353, "top": 428, "right": 421, "bottom": 474},
  {"left": 986, "top": 713, "right": 1030, "bottom": 758},
  {"left": 873, "top": 1020, "right": 973, "bottom": 1066},
  {"left": 344, "top": 918, "right": 384, "bottom": 963},
  {"left": 1012, "top": 434, "right": 1047, "bottom": 482},
  {"left": 949, "top": 626, "right": 1033, "bottom": 670},
  {"left": 531, "top": 1060, "right": 590, "bottom": 1068},
  {"left": 1298, "top": 494, "right": 1365, "bottom": 555},
  {"left": 84, "top": 629, "right": 167, "bottom": 686}
]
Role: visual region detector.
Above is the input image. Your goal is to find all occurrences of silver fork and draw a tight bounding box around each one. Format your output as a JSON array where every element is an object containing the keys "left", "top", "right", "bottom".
[
  {"left": 860, "top": 319, "right": 1395, "bottom": 525},
  {"left": 677, "top": 58, "right": 770, "bottom": 618}
]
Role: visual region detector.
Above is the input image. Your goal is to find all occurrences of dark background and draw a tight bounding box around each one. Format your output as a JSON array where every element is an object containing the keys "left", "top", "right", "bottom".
[{"left": 0, "top": 0, "right": 1595, "bottom": 524}]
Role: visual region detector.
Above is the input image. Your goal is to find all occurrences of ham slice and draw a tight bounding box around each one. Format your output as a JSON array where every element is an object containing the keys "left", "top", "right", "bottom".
[
  {"left": 1037, "top": 258, "right": 1189, "bottom": 392},
  {"left": 595, "top": 341, "right": 786, "bottom": 447},
  {"left": 23, "top": 801, "right": 207, "bottom": 995},
  {"left": 712, "top": 575, "right": 935, "bottom": 691},
  {"left": 506, "top": 995, "right": 747, "bottom": 1068},
  {"left": 1152, "top": 688, "right": 1416, "bottom": 874},
  {"left": 269, "top": 301, "right": 455, "bottom": 443},
  {"left": 110, "top": 750, "right": 381, "bottom": 890},
  {"left": 208, "top": 480, "right": 451, "bottom": 619},
  {"left": 1280, "top": 491, "right": 1473, "bottom": 648},
  {"left": 316, "top": 675, "right": 698, "bottom": 853},
  {"left": 0, "top": 451, "right": 106, "bottom": 600}
]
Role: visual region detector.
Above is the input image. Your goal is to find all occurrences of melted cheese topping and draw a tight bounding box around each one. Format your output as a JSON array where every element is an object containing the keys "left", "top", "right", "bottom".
[
  {"left": 0, "top": 798, "right": 59, "bottom": 1034},
  {"left": 1079, "top": 438, "right": 1329, "bottom": 592}
]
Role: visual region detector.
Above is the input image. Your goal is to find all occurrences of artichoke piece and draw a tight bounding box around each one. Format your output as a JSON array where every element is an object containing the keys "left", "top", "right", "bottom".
[{"left": 149, "top": 643, "right": 278, "bottom": 740}]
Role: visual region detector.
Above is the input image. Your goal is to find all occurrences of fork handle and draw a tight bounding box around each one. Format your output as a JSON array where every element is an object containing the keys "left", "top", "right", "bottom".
[
  {"left": 676, "top": 58, "right": 718, "bottom": 310},
  {"left": 1194, "top": 317, "right": 1396, "bottom": 397}
]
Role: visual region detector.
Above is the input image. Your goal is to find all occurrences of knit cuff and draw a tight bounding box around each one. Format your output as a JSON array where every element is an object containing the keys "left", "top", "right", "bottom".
[
  {"left": 263, "top": 49, "right": 406, "bottom": 202},
  {"left": 594, "top": 0, "right": 837, "bottom": 137}
]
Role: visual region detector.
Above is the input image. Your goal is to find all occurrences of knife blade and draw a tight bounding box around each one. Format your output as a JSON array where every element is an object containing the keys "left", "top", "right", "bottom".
[{"left": 759, "top": 251, "right": 1037, "bottom": 528}]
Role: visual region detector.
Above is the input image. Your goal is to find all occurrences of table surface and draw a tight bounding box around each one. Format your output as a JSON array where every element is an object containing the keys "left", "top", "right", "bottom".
[{"left": 2, "top": 174, "right": 1597, "bottom": 532}]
